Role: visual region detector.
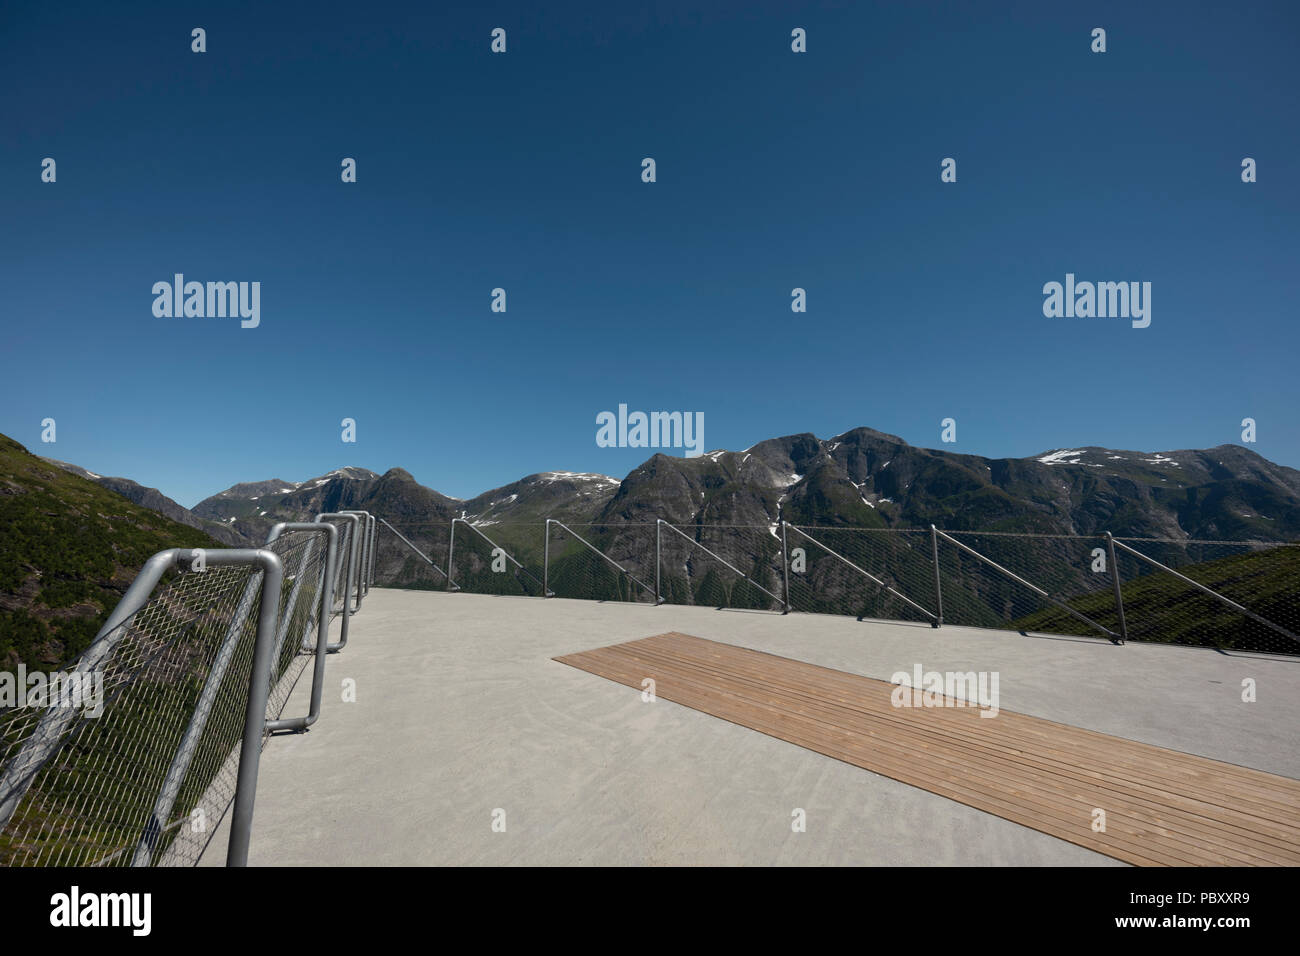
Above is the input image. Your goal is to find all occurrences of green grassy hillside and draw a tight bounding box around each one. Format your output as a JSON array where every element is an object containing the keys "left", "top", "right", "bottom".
[
  {"left": 1011, "top": 545, "right": 1300, "bottom": 652},
  {"left": 0, "top": 433, "right": 221, "bottom": 672}
]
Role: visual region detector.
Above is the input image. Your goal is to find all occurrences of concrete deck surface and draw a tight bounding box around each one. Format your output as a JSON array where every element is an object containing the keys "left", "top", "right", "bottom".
[{"left": 201, "top": 588, "right": 1300, "bottom": 866}]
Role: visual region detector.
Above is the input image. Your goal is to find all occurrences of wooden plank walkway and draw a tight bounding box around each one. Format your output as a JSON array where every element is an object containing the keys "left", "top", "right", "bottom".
[{"left": 554, "top": 632, "right": 1300, "bottom": 866}]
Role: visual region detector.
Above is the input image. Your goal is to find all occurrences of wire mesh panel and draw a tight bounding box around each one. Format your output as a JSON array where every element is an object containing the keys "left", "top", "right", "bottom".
[
  {"left": 0, "top": 534, "right": 327, "bottom": 867},
  {"left": 934, "top": 532, "right": 1116, "bottom": 639},
  {"left": 262, "top": 533, "right": 328, "bottom": 729},
  {"left": 377, "top": 520, "right": 451, "bottom": 591},
  {"left": 658, "top": 524, "right": 783, "bottom": 611},
  {"left": 317, "top": 517, "right": 354, "bottom": 614},
  {"left": 1111, "top": 539, "right": 1300, "bottom": 653},
  {"left": 370, "top": 517, "right": 1298, "bottom": 656},
  {"left": 449, "top": 522, "right": 546, "bottom": 597},
  {"left": 786, "top": 527, "right": 936, "bottom": 623},
  {"left": 545, "top": 523, "right": 657, "bottom": 603},
  {"left": 0, "top": 562, "right": 257, "bottom": 866}
]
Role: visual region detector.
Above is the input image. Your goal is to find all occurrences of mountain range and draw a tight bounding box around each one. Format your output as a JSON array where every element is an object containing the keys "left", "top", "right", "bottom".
[
  {"left": 176, "top": 426, "right": 1300, "bottom": 545},
  {"left": 40, "top": 457, "right": 247, "bottom": 546},
  {"left": 6, "top": 426, "right": 1299, "bottom": 668}
]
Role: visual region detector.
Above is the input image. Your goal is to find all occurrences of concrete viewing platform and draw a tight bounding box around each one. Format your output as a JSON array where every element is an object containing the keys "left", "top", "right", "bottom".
[{"left": 203, "top": 588, "right": 1300, "bottom": 866}]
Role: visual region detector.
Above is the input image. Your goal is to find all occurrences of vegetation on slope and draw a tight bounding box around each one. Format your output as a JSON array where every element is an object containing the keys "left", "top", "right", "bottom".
[
  {"left": 1011, "top": 545, "right": 1300, "bottom": 652},
  {"left": 0, "top": 433, "right": 221, "bottom": 672}
]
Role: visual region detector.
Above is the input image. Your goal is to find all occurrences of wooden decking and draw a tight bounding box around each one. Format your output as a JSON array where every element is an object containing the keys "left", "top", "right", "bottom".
[{"left": 554, "top": 632, "right": 1300, "bottom": 866}]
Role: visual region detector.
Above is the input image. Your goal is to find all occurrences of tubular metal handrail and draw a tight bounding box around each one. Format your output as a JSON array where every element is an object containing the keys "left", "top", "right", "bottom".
[
  {"left": 129, "top": 547, "right": 299, "bottom": 866},
  {"left": 264, "top": 522, "right": 338, "bottom": 732},
  {"left": 316, "top": 512, "right": 360, "bottom": 650},
  {"left": 0, "top": 548, "right": 287, "bottom": 867},
  {"left": 0, "top": 507, "right": 380, "bottom": 869},
  {"left": 339, "top": 510, "right": 372, "bottom": 607},
  {"left": 8, "top": 506, "right": 1294, "bottom": 869}
]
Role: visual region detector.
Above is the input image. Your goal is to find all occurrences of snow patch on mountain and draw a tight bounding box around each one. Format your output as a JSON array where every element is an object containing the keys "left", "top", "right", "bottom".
[
  {"left": 538, "top": 472, "right": 618, "bottom": 484},
  {"left": 1038, "top": 449, "right": 1087, "bottom": 465}
]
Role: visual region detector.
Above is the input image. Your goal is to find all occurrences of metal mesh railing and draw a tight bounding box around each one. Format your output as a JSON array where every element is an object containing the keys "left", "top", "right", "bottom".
[
  {"left": 1014, "top": 537, "right": 1300, "bottom": 654},
  {"left": 448, "top": 520, "right": 546, "bottom": 597},
  {"left": 658, "top": 523, "right": 784, "bottom": 611},
  {"left": 787, "top": 527, "right": 936, "bottom": 624},
  {"left": 374, "top": 520, "right": 450, "bottom": 592},
  {"left": 263, "top": 533, "right": 327, "bottom": 726},
  {"left": 377, "top": 517, "right": 1300, "bottom": 656},
  {"left": 938, "top": 531, "right": 1118, "bottom": 639},
  {"left": 544, "top": 522, "right": 657, "bottom": 604},
  {"left": 0, "top": 562, "right": 258, "bottom": 866},
  {"left": 320, "top": 517, "right": 355, "bottom": 614},
  {"left": 0, "top": 513, "right": 368, "bottom": 867}
]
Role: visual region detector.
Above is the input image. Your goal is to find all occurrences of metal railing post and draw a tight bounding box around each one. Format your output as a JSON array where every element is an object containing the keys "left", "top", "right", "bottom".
[
  {"left": 930, "top": 525, "right": 944, "bottom": 628},
  {"left": 369, "top": 515, "right": 377, "bottom": 588},
  {"left": 79, "top": 547, "right": 287, "bottom": 868},
  {"left": 543, "top": 519, "right": 552, "bottom": 597},
  {"left": 316, "top": 512, "right": 359, "bottom": 650},
  {"left": 655, "top": 520, "right": 662, "bottom": 604},
  {"left": 133, "top": 524, "right": 334, "bottom": 865},
  {"left": 780, "top": 520, "right": 791, "bottom": 614},
  {"left": 329, "top": 521, "right": 348, "bottom": 604},
  {"left": 226, "top": 549, "right": 287, "bottom": 866},
  {"left": 340, "top": 511, "right": 370, "bottom": 607},
  {"left": 1104, "top": 532, "right": 1127, "bottom": 644},
  {"left": 131, "top": 560, "right": 262, "bottom": 866},
  {"left": 446, "top": 517, "right": 457, "bottom": 591},
  {"left": 265, "top": 522, "right": 338, "bottom": 732},
  {"left": 363, "top": 515, "right": 371, "bottom": 596},
  {"left": 266, "top": 536, "right": 317, "bottom": 666}
]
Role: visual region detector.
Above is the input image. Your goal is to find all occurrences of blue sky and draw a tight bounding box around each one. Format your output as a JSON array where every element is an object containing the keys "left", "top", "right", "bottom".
[{"left": 2, "top": 0, "right": 1297, "bottom": 507}]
